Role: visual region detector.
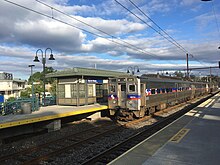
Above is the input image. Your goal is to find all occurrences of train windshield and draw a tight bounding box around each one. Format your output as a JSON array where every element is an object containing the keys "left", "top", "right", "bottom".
[
  {"left": 121, "top": 84, "right": 126, "bottom": 91},
  {"left": 128, "top": 84, "right": 136, "bottom": 92},
  {"left": 110, "top": 85, "right": 116, "bottom": 93}
]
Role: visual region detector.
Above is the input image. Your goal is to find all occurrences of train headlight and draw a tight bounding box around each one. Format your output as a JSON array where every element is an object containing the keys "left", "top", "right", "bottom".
[
  {"left": 128, "top": 100, "right": 133, "bottom": 104},
  {"left": 113, "top": 100, "right": 117, "bottom": 104}
]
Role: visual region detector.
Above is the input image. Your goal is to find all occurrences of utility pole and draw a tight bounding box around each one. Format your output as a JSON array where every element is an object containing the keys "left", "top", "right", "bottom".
[
  {"left": 210, "top": 67, "right": 212, "bottom": 92},
  {"left": 186, "top": 53, "right": 189, "bottom": 78}
]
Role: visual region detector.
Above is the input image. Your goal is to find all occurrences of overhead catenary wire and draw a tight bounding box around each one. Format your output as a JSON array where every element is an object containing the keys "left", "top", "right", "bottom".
[
  {"left": 117, "top": 0, "right": 209, "bottom": 66},
  {"left": 4, "top": 0, "right": 210, "bottom": 67},
  {"left": 128, "top": 0, "right": 188, "bottom": 53},
  {"left": 35, "top": 0, "right": 164, "bottom": 60},
  {"left": 210, "top": 1, "right": 220, "bottom": 45},
  {"left": 115, "top": 0, "right": 187, "bottom": 54}
]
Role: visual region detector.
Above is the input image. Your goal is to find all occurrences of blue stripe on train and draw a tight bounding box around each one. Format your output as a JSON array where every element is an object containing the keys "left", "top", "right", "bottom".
[{"left": 127, "top": 94, "right": 141, "bottom": 100}]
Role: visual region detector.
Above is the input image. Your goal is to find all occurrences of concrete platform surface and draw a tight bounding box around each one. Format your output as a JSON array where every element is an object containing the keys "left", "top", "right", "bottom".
[
  {"left": 0, "top": 104, "right": 108, "bottom": 129},
  {"left": 110, "top": 93, "right": 220, "bottom": 165}
]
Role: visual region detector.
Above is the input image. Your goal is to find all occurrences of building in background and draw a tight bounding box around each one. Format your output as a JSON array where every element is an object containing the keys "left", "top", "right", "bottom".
[{"left": 0, "top": 72, "right": 26, "bottom": 101}]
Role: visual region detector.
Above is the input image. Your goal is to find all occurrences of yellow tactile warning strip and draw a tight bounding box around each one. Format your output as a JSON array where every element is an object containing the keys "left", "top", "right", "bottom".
[
  {"left": 170, "top": 128, "right": 190, "bottom": 143},
  {"left": 0, "top": 105, "right": 108, "bottom": 129}
]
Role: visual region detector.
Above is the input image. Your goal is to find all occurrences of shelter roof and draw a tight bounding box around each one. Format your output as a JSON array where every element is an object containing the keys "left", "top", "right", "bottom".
[{"left": 46, "top": 67, "right": 129, "bottom": 79}]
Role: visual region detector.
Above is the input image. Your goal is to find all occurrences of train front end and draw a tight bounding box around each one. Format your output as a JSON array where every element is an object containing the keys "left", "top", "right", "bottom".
[{"left": 108, "top": 76, "right": 141, "bottom": 120}]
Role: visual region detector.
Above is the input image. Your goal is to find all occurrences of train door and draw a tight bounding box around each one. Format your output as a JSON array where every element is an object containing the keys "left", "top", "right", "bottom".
[
  {"left": 191, "top": 84, "right": 196, "bottom": 98},
  {"left": 141, "top": 83, "right": 145, "bottom": 106},
  {"left": 175, "top": 83, "right": 178, "bottom": 98},
  {"left": 108, "top": 78, "right": 118, "bottom": 110},
  {"left": 118, "top": 83, "right": 126, "bottom": 108}
]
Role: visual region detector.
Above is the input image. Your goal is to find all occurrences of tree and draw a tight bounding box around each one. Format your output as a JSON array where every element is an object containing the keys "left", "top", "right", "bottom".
[
  {"left": 174, "top": 71, "right": 184, "bottom": 78},
  {"left": 20, "top": 87, "right": 31, "bottom": 98},
  {"left": 27, "top": 67, "right": 56, "bottom": 95}
]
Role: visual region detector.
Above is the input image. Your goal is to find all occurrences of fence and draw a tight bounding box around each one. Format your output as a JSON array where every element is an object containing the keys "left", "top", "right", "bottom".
[{"left": 0, "top": 96, "right": 56, "bottom": 116}]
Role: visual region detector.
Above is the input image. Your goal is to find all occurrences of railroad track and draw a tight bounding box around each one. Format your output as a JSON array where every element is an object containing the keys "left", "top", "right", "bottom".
[
  {"left": 81, "top": 94, "right": 214, "bottom": 165},
  {"left": 0, "top": 122, "right": 120, "bottom": 165},
  {"left": 0, "top": 93, "right": 214, "bottom": 165}
]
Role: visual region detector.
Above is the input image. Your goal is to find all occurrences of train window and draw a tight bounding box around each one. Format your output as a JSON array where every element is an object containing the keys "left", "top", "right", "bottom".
[
  {"left": 166, "top": 88, "right": 170, "bottom": 93},
  {"left": 110, "top": 85, "right": 116, "bottom": 92},
  {"left": 127, "top": 78, "right": 134, "bottom": 82},
  {"left": 110, "top": 79, "right": 116, "bottom": 82},
  {"left": 151, "top": 89, "right": 156, "bottom": 95},
  {"left": 121, "top": 84, "right": 126, "bottom": 91},
  {"left": 118, "top": 78, "right": 126, "bottom": 82},
  {"left": 161, "top": 88, "right": 166, "bottom": 93},
  {"left": 128, "top": 84, "right": 136, "bottom": 92},
  {"left": 157, "top": 89, "right": 161, "bottom": 94}
]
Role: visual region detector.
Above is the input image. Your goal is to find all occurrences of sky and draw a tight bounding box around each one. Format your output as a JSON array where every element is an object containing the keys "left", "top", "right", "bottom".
[{"left": 0, "top": 0, "right": 220, "bottom": 80}]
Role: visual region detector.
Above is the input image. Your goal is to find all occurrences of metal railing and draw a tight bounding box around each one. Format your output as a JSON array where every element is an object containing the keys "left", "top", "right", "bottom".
[
  {"left": 0, "top": 98, "right": 40, "bottom": 116},
  {"left": 41, "top": 96, "right": 56, "bottom": 106},
  {"left": 0, "top": 96, "right": 56, "bottom": 116}
]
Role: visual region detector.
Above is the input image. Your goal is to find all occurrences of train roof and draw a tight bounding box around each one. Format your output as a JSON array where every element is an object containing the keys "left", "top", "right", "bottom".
[{"left": 140, "top": 74, "right": 207, "bottom": 84}]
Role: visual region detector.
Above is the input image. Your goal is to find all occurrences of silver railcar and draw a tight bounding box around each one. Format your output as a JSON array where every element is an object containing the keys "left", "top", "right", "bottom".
[{"left": 108, "top": 75, "right": 210, "bottom": 120}]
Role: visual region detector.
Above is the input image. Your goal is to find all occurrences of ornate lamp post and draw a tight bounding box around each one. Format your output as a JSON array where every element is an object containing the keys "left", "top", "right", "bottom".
[
  {"left": 28, "top": 64, "right": 35, "bottom": 104},
  {"left": 33, "top": 48, "right": 55, "bottom": 106},
  {"left": 127, "top": 66, "right": 140, "bottom": 75}
]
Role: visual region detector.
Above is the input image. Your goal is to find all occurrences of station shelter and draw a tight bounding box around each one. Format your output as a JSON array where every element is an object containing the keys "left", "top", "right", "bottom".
[{"left": 47, "top": 67, "right": 128, "bottom": 106}]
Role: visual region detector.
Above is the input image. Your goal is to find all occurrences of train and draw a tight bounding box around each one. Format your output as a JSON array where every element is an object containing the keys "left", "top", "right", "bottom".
[{"left": 108, "top": 74, "right": 217, "bottom": 120}]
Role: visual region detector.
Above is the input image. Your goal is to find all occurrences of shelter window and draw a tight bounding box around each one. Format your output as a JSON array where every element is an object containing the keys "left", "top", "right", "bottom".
[
  {"left": 128, "top": 84, "right": 136, "bottom": 92},
  {"left": 79, "top": 84, "right": 85, "bottom": 97},
  {"left": 58, "top": 85, "right": 65, "bottom": 98},
  {"left": 96, "top": 84, "right": 103, "bottom": 98},
  {"left": 71, "top": 84, "right": 77, "bottom": 97},
  {"left": 88, "top": 84, "right": 94, "bottom": 97}
]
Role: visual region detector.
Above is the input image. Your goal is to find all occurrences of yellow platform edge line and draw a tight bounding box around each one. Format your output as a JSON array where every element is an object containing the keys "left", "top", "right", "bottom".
[
  {"left": 170, "top": 128, "right": 190, "bottom": 143},
  {"left": 0, "top": 106, "right": 108, "bottom": 129}
]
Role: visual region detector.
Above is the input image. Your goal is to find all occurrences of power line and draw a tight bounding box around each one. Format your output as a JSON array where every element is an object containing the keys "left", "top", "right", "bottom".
[
  {"left": 115, "top": 0, "right": 187, "bottom": 53},
  {"left": 116, "top": 0, "right": 211, "bottom": 66},
  {"left": 5, "top": 0, "right": 179, "bottom": 62},
  {"left": 4, "top": 0, "right": 209, "bottom": 67},
  {"left": 128, "top": 0, "right": 188, "bottom": 53},
  {"left": 210, "top": 1, "right": 220, "bottom": 45},
  {"left": 35, "top": 0, "right": 163, "bottom": 59},
  {"left": 4, "top": 0, "right": 164, "bottom": 60}
]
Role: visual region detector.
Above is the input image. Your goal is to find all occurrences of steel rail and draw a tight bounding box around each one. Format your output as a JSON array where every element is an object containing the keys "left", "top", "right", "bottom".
[{"left": 81, "top": 93, "right": 215, "bottom": 165}]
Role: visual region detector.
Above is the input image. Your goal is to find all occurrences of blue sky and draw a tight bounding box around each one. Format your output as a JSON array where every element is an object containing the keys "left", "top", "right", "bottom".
[{"left": 0, "top": 0, "right": 220, "bottom": 79}]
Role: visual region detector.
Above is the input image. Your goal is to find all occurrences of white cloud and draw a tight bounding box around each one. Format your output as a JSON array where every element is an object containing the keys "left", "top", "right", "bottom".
[
  {"left": 0, "top": 0, "right": 219, "bottom": 79},
  {"left": 180, "top": 0, "right": 200, "bottom": 6}
]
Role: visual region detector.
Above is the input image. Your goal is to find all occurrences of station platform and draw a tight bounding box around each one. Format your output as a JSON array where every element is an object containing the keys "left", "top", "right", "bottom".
[
  {"left": 0, "top": 104, "right": 108, "bottom": 129},
  {"left": 110, "top": 93, "right": 220, "bottom": 165}
]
